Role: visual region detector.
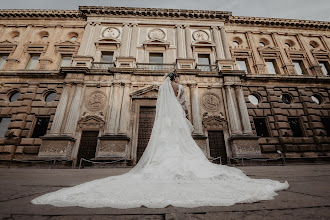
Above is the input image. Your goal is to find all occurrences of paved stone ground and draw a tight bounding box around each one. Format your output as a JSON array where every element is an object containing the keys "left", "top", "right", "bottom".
[{"left": 0, "top": 165, "right": 330, "bottom": 220}]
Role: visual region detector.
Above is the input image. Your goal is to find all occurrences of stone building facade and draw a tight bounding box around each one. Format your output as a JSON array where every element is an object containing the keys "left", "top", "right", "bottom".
[{"left": 0, "top": 6, "right": 329, "bottom": 167}]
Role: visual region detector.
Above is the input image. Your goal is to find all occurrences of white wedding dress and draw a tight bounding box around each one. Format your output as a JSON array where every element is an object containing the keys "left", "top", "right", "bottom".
[{"left": 31, "top": 77, "right": 289, "bottom": 209}]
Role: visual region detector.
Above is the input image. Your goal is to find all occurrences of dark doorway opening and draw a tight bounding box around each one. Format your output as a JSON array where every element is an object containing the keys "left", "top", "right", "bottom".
[
  {"left": 208, "top": 131, "right": 227, "bottom": 164},
  {"left": 76, "top": 131, "right": 99, "bottom": 167}
]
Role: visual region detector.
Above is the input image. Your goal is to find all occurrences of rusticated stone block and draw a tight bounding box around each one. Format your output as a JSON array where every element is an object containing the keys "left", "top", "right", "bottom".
[
  {"left": 8, "top": 101, "right": 22, "bottom": 107},
  {"left": 275, "top": 115, "right": 287, "bottom": 121},
  {"left": 9, "top": 121, "right": 25, "bottom": 129},
  {"left": 253, "top": 109, "right": 264, "bottom": 116},
  {"left": 22, "top": 93, "right": 35, "bottom": 100},
  {"left": 24, "top": 122, "right": 32, "bottom": 129},
  {"left": 15, "top": 114, "right": 27, "bottom": 121},
  {"left": 285, "top": 145, "right": 299, "bottom": 152},
  {"left": 20, "top": 130, "right": 29, "bottom": 138},
  {"left": 3, "top": 145, "right": 15, "bottom": 154},
  {"left": 275, "top": 122, "right": 288, "bottom": 129},
  {"left": 302, "top": 137, "right": 314, "bottom": 144},
  {"left": 271, "top": 130, "right": 279, "bottom": 137},
  {"left": 20, "top": 138, "right": 34, "bottom": 146},
  {"left": 15, "top": 146, "right": 24, "bottom": 154},
  {"left": 298, "top": 145, "right": 317, "bottom": 151},
  {"left": 23, "top": 146, "right": 40, "bottom": 154},
  {"left": 17, "top": 107, "right": 31, "bottom": 114},
  {"left": 26, "top": 115, "right": 34, "bottom": 122},
  {"left": 31, "top": 101, "right": 45, "bottom": 107},
  {"left": 38, "top": 108, "right": 51, "bottom": 115},
  {"left": 320, "top": 110, "right": 329, "bottom": 117},
  {"left": 0, "top": 107, "right": 11, "bottom": 115},
  {"left": 34, "top": 138, "right": 42, "bottom": 145},
  {"left": 261, "top": 145, "right": 276, "bottom": 152},
  {"left": 273, "top": 108, "right": 285, "bottom": 115},
  {"left": 22, "top": 100, "right": 33, "bottom": 106},
  {"left": 311, "top": 122, "right": 323, "bottom": 129}
]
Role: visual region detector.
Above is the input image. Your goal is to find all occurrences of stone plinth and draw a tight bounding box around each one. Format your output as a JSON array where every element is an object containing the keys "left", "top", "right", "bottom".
[
  {"left": 115, "top": 57, "right": 136, "bottom": 68},
  {"left": 229, "top": 135, "right": 262, "bottom": 158},
  {"left": 192, "top": 134, "right": 207, "bottom": 156},
  {"left": 38, "top": 135, "right": 75, "bottom": 158},
  {"left": 72, "top": 55, "right": 94, "bottom": 68},
  {"left": 217, "top": 59, "right": 236, "bottom": 71},
  {"left": 97, "top": 135, "right": 130, "bottom": 158},
  {"left": 176, "top": 58, "right": 195, "bottom": 69}
]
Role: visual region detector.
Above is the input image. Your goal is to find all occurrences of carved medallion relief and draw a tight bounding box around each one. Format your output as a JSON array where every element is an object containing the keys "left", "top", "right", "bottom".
[
  {"left": 201, "top": 93, "right": 220, "bottom": 112},
  {"left": 102, "top": 27, "right": 120, "bottom": 39},
  {"left": 85, "top": 91, "right": 107, "bottom": 112},
  {"left": 192, "top": 30, "right": 209, "bottom": 41},
  {"left": 148, "top": 28, "right": 166, "bottom": 40}
]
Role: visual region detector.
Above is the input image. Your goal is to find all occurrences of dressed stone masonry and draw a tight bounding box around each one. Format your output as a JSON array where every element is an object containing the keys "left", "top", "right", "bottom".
[{"left": 0, "top": 6, "right": 329, "bottom": 167}]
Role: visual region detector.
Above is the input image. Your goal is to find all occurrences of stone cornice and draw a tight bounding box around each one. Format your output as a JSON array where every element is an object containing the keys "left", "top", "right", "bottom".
[
  {"left": 0, "top": 9, "right": 83, "bottom": 20},
  {"left": 228, "top": 16, "right": 330, "bottom": 30},
  {"left": 79, "top": 6, "right": 232, "bottom": 20}
]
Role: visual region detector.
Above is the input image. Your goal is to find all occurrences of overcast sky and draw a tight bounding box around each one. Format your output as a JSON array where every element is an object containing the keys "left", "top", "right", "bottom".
[{"left": 1, "top": 0, "right": 329, "bottom": 22}]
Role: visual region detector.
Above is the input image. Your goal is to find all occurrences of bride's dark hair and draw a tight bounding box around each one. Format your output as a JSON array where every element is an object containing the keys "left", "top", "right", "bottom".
[{"left": 167, "top": 72, "right": 178, "bottom": 81}]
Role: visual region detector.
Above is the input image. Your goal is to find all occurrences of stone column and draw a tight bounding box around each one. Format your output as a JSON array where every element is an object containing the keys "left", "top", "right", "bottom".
[
  {"left": 219, "top": 27, "right": 232, "bottom": 59},
  {"left": 176, "top": 25, "right": 185, "bottom": 58},
  {"left": 63, "top": 83, "right": 84, "bottom": 136},
  {"left": 106, "top": 83, "right": 122, "bottom": 134},
  {"left": 212, "top": 26, "right": 225, "bottom": 60},
  {"left": 245, "top": 31, "right": 266, "bottom": 73},
  {"left": 0, "top": 24, "right": 5, "bottom": 39},
  {"left": 225, "top": 85, "right": 242, "bottom": 135},
  {"left": 235, "top": 86, "right": 253, "bottom": 135},
  {"left": 49, "top": 83, "right": 72, "bottom": 135},
  {"left": 271, "top": 33, "right": 295, "bottom": 75},
  {"left": 78, "top": 22, "right": 95, "bottom": 56},
  {"left": 104, "top": 84, "right": 114, "bottom": 134},
  {"left": 129, "top": 23, "right": 139, "bottom": 57},
  {"left": 184, "top": 25, "right": 193, "bottom": 59},
  {"left": 118, "top": 83, "right": 131, "bottom": 135},
  {"left": 296, "top": 34, "right": 322, "bottom": 75},
  {"left": 190, "top": 84, "right": 203, "bottom": 134},
  {"left": 120, "top": 23, "right": 130, "bottom": 57}
]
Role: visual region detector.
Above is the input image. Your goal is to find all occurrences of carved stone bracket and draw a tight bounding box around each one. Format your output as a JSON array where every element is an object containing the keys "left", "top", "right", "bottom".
[
  {"left": 202, "top": 112, "right": 227, "bottom": 129},
  {"left": 78, "top": 113, "right": 105, "bottom": 129}
]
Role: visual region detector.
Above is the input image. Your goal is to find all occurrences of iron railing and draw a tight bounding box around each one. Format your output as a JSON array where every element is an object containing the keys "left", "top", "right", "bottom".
[
  {"left": 91, "top": 62, "right": 115, "bottom": 69},
  {"left": 196, "top": 64, "right": 218, "bottom": 72},
  {"left": 136, "top": 63, "right": 175, "bottom": 71}
]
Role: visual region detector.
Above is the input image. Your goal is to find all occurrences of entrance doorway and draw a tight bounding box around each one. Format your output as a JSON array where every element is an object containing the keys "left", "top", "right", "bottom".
[
  {"left": 76, "top": 131, "right": 99, "bottom": 167},
  {"left": 208, "top": 131, "right": 227, "bottom": 164},
  {"left": 137, "top": 106, "right": 156, "bottom": 162}
]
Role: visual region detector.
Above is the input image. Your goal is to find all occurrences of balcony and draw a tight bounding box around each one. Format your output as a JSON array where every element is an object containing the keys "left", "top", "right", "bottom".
[
  {"left": 136, "top": 63, "right": 175, "bottom": 71},
  {"left": 91, "top": 62, "right": 115, "bottom": 69},
  {"left": 196, "top": 64, "right": 218, "bottom": 72}
]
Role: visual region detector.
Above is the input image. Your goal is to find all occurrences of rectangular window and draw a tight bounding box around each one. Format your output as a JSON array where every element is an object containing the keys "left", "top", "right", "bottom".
[
  {"left": 265, "top": 60, "right": 277, "bottom": 74},
  {"left": 101, "top": 52, "right": 114, "bottom": 63},
  {"left": 0, "top": 54, "right": 9, "bottom": 70},
  {"left": 31, "top": 117, "right": 50, "bottom": 138},
  {"left": 26, "top": 54, "right": 40, "bottom": 70},
  {"left": 253, "top": 118, "right": 270, "bottom": 137},
  {"left": 0, "top": 117, "right": 11, "bottom": 138},
  {"left": 198, "top": 54, "right": 210, "bottom": 65},
  {"left": 288, "top": 118, "right": 304, "bottom": 137},
  {"left": 149, "top": 53, "right": 163, "bottom": 64},
  {"left": 293, "top": 60, "right": 305, "bottom": 75},
  {"left": 321, "top": 118, "right": 330, "bottom": 136},
  {"left": 319, "top": 61, "right": 329, "bottom": 76},
  {"left": 236, "top": 59, "right": 249, "bottom": 73},
  {"left": 59, "top": 54, "right": 72, "bottom": 67}
]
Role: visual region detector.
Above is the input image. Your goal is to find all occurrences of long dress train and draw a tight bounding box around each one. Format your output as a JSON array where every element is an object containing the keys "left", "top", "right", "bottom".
[{"left": 31, "top": 77, "right": 289, "bottom": 209}]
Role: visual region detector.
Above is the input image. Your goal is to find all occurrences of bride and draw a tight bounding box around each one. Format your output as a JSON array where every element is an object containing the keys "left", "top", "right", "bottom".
[{"left": 31, "top": 73, "right": 289, "bottom": 209}]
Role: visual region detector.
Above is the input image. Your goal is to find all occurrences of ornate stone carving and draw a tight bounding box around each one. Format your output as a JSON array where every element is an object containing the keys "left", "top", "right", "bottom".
[
  {"left": 85, "top": 91, "right": 107, "bottom": 111},
  {"left": 202, "top": 112, "right": 227, "bottom": 129},
  {"left": 192, "top": 30, "right": 209, "bottom": 41},
  {"left": 148, "top": 28, "right": 165, "bottom": 40},
  {"left": 201, "top": 93, "right": 220, "bottom": 111},
  {"left": 78, "top": 112, "right": 105, "bottom": 129},
  {"left": 102, "top": 27, "right": 120, "bottom": 39}
]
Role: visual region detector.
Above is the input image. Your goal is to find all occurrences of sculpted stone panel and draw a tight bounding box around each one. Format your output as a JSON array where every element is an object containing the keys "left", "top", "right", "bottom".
[
  {"left": 97, "top": 140, "right": 127, "bottom": 157},
  {"left": 38, "top": 140, "right": 71, "bottom": 157},
  {"left": 148, "top": 28, "right": 166, "bottom": 40},
  {"left": 102, "top": 27, "right": 120, "bottom": 39},
  {"left": 201, "top": 93, "right": 220, "bottom": 112},
  {"left": 192, "top": 30, "right": 209, "bottom": 41},
  {"left": 85, "top": 91, "right": 107, "bottom": 112}
]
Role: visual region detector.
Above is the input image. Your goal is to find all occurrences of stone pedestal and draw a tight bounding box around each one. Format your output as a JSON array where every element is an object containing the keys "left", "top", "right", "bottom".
[
  {"left": 116, "top": 57, "right": 136, "bottom": 68},
  {"left": 229, "top": 135, "right": 262, "bottom": 158},
  {"left": 38, "top": 135, "right": 75, "bottom": 159},
  {"left": 192, "top": 134, "right": 207, "bottom": 156},
  {"left": 72, "top": 55, "right": 94, "bottom": 68},
  {"left": 97, "top": 135, "right": 130, "bottom": 158},
  {"left": 176, "top": 58, "right": 195, "bottom": 69}
]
